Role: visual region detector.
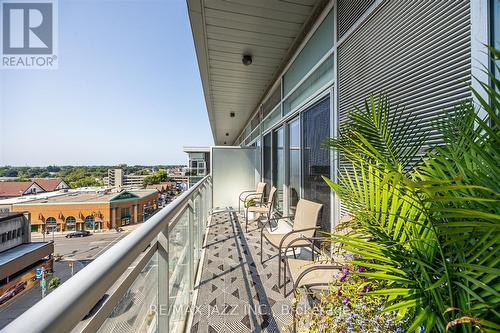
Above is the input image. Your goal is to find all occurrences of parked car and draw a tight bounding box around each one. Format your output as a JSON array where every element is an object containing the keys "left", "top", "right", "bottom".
[
  {"left": 0, "top": 282, "right": 26, "bottom": 305},
  {"left": 65, "top": 230, "right": 91, "bottom": 238}
]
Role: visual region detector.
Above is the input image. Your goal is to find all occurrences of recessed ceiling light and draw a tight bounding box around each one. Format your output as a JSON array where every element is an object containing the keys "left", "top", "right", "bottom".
[
  {"left": 242, "top": 54, "right": 252, "bottom": 66},
  {"left": 225, "top": 132, "right": 229, "bottom": 136}
]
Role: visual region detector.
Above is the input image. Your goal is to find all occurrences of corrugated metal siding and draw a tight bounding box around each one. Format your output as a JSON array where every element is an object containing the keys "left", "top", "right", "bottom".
[
  {"left": 337, "top": 0, "right": 472, "bottom": 217},
  {"left": 337, "top": 0, "right": 375, "bottom": 39}
]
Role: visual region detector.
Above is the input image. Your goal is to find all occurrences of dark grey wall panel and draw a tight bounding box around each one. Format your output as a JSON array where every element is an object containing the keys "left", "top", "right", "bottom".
[
  {"left": 337, "top": 0, "right": 375, "bottom": 39},
  {"left": 337, "top": 0, "right": 471, "bottom": 217},
  {"left": 338, "top": 0, "right": 471, "bottom": 144}
]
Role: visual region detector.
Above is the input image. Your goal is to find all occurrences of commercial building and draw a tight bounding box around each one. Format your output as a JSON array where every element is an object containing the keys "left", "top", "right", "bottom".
[
  {"left": 11, "top": 189, "right": 158, "bottom": 233},
  {"left": 0, "top": 178, "right": 69, "bottom": 199},
  {"left": 5, "top": 1, "right": 498, "bottom": 333},
  {"left": 0, "top": 213, "right": 53, "bottom": 296},
  {"left": 106, "top": 169, "right": 148, "bottom": 189}
]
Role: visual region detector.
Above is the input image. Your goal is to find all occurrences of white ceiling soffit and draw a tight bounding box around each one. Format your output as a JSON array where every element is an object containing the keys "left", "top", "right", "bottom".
[{"left": 187, "top": 0, "right": 328, "bottom": 145}]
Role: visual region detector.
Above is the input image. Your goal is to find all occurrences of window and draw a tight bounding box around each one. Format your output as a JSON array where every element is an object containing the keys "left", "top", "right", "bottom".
[
  {"left": 493, "top": 0, "right": 500, "bottom": 81},
  {"left": 46, "top": 217, "right": 57, "bottom": 225},
  {"left": 7, "top": 231, "right": 11, "bottom": 240},
  {"left": 1, "top": 233, "right": 5, "bottom": 242},
  {"left": 84, "top": 215, "right": 95, "bottom": 230},
  {"left": 65, "top": 216, "right": 76, "bottom": 224},
  {"left": 283, "top": 9, "right": 334, "bottom": 95},
  {"left": 263, "top": 133, "right": 272, "bottom": 196},
  {"left": 17, "top": 228, "right": 21, "bottom": 237},
  {"left": 273, "top": 127, "right": 284, "bottom": 212},
  {"left": 288, "top": 118, "right": 301, "bottom": 215},
  {"left": 302, "top": 97, "right": 331, "bottom": 232}
]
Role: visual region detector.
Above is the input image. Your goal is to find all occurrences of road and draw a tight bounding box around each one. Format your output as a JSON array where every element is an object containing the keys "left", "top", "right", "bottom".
[{"left": 0, "top": 227, "right": 138, "bottom": 329}]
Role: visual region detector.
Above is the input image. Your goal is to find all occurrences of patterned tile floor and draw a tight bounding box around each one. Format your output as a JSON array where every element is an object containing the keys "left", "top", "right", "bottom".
[{"left": 190, "top": 210, "right": 300, "bottom": 333}]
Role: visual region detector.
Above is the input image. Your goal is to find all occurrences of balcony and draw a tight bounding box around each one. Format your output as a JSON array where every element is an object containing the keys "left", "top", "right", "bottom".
[{"left": 3, "top": 166, "right": 310, "bottom": 333}]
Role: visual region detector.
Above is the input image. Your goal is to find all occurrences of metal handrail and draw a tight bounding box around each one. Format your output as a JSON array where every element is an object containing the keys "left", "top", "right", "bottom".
[{"left": 3, "top": 175, "right": 212, "bottom": 333}]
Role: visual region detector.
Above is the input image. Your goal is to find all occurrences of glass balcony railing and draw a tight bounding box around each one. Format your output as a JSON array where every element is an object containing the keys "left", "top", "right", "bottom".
[{"left": 3, "top": 175, "right": 212, "bottom": 333}]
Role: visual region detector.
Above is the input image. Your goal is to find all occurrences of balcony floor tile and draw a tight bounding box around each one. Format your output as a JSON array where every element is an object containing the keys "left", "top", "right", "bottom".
[{"left": 191, "top": 211, "right": 300, "bottom": 333}]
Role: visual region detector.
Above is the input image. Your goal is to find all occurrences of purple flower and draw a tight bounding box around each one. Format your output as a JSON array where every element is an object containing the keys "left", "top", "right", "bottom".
[
  {"left": 342, "top": 268, "right": 349, "bottom": 275},
  {"left": 342, "top": 296, "right": 349, "bottom": 305},
  {"left": 337, "top": 289, "right": 342, "bottom": 296},
  {"left": 340, "top": 275, "right": 347, "bottom": 282},
  {"left": 361, "top": 286, "right": 368, "bottom": 293},
  {"left": 358, "top": 267, "right": 366, "bottom": 273}
]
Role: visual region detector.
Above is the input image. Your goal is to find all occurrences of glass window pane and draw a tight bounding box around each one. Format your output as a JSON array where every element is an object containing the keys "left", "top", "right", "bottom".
[
  {"left": 493, "top": 0, "right": 500, "bottom": 80},
  {"left": 262, "top": 105, "right": 282, "bottom": 132},
  {"left": 283, "top": 55, "right": 334, "bottom": 115},
  {"left": 273, "top": 128, "right": 284, "bottom": 212},
  {"left": 262, "top": 83, "right": 282, "bottom": 118},
  {"left": 283, "top": 9, "right": 334, "bottom": 95},
  {"left": 302, "top": 97, "right": 331, "bottom": 232},
  {"left": 288, "top": 118, "right": 301, "bottom": 215},
  {"left": 263, "top": 133, "right": 272, "bottom": 196}
]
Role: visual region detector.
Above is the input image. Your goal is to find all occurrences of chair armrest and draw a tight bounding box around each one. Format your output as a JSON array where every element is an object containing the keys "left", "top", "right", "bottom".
[
  {"left": 284, "top": 235, "right": 331, "bottom": 257},
  {"left": 294, "top": 264, "right": 343, "bottom": 287},
  {"left": 268, "top": 215, "right": 294, "bottom": 221},
  {"left": 239, "top": 190, "right": 257, "bottom": 200},
  {"left": 241, "top": 192, "right": 263, "bottom": 202},
  {"left": 278, "top": 227, "right": 320, "bottom": 249}
]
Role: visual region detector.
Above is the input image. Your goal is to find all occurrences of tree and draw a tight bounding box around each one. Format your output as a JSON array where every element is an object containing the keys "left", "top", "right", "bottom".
[
  {"left": 48, "top": 277, "right": 60, "bottom": 290},
  {"left": 322, "top": 50, "right": 500, "bottom": 333}
]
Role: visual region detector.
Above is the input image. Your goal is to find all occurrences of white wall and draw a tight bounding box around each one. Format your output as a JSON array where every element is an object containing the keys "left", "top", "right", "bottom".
[{"left": 211, "top": 147, "right": 257, "bottom": 209}]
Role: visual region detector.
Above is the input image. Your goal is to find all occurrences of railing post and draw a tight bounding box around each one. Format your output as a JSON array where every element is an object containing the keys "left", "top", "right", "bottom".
[
  {"left": 188, "top": 199, "right": 194, "bottom": 291},
  {"left": 158, "top": 227, "right": 169, "bottom": 333}
]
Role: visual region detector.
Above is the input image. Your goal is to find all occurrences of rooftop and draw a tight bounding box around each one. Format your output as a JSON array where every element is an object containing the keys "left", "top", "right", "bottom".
[
  {"left": 0, "top": 181, "right": 36, "bottom": 197},
  {"left": 12, "top": 189, "right": 158, "bottom": 206}
]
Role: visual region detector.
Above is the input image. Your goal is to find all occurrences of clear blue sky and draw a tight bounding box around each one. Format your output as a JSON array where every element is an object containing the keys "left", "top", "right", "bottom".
[{"left": 0, "top": 0, "right": 213, "bottom": 166}]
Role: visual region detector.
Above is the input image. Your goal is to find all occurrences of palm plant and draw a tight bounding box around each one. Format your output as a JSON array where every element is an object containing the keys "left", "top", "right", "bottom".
[{"left": 323, "top": 49, "right": 500, "bottom": 332}]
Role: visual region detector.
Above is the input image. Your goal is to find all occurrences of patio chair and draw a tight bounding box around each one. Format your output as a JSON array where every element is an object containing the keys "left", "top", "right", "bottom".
[
  {"left": 282, "top": 236, "right": 343, "bottom": 333},
  {"left": 238, "top": 182, "right": 267, "bottom": 213},
  {"left": 245, "top": 186, "right": 277, "bottom": 232},
  {"left": 282, "top": 236, "right": 343, "bottom": 296},
  {"left": 259, "top": 198, "right": 323, "bottom": 286}
]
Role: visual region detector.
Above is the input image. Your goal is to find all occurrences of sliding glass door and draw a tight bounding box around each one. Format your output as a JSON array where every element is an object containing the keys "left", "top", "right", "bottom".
[
  {"left": 302, "top": 97, "right": 331, "bottom": 232},
  {"left": 263, "top": 133, "right": 272, "bottom": 196},
  {"left": 288, "top": 118, "right": 300, "bottom": 216}
]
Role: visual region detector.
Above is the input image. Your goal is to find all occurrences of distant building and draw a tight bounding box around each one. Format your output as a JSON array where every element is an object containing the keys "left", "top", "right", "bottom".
[
  {"left": 183, "top": 147, "right": 210, "bottom": 188},
  {"left": 0, "top": 212, "right": 53, "bottom": 294},
  {"left": 0, "top": 178, "right": 69, "bottom": 199},
  {"left": 106, "top": 169, "right": 147, "bottom": 189},
  {"left": 11, "top": 189, "right": 158, "bottom": 232},
  {"left": 31, "top": 178, "right": 69, "bottom": 192}
]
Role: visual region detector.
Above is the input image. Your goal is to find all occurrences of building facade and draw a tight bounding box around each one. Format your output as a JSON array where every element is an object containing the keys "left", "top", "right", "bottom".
[
  {"left": 106, "top": 169, "right": 148, "bottom": 189},
  {"left": 188, "top": 0, "right": 495, "bottom": 233},
  {"left": 0, "top": 213, "right": 53, "bottom": 293},
  {"left": 183, "top": 147, "right": 210, "bottom": 188},
  {"left": 11, "top": 189, "right": 158, "bottom": 232}
]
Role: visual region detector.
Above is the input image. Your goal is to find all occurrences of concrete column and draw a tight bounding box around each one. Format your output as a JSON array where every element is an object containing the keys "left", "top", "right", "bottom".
[
  {"left": 134, "top": 204, "right": 138, "bottom": 224},
  {"left": 111, "top": 208, "right": 116, "bottom": 229}
]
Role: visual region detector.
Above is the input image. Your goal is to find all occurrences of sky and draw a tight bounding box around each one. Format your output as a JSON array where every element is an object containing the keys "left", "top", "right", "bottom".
[{"left": 0, "top": 0, "right": 213, "bottom": 166}]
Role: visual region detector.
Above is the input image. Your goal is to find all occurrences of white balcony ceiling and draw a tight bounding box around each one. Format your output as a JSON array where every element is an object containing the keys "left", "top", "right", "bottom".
[{"left": 188, "top": 0, "right": 327, "bottom": 145}]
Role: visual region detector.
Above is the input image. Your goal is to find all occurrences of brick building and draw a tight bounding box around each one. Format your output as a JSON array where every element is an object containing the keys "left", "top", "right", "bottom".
[{"left": 11, "top": 189, "right": 158, "bottom": 233}]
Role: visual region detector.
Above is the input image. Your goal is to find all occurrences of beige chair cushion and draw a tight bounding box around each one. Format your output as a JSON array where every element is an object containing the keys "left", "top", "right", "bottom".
[
  {"left": 248, "top": 206, "right": 270, "bottom": 214},
  {"left": 264, "top": 232, "right": 311, "bottom": 248},
  {"left": 287, "top": 259, "right": 341, "bottom": 288}
]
